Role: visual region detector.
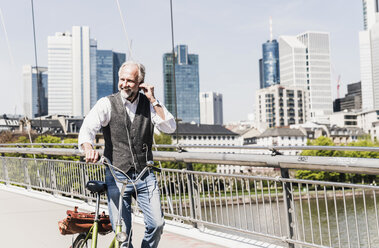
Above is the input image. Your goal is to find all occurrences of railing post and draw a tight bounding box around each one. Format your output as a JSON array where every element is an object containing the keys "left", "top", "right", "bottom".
[
  {"left": 23, "top": 158, "right": 31, "bottom": 190},
  {"left": 2, "top": 157, "right": 9, "bottom": 185},
  {"left": 281, "top": 168, "right": 295, "bottom": 248},
  {"left": 79, "top": 161, "right": 89, "bottom": 201},
  {"left": 49, "top": 157, "right": 58, "bottom": 195},
  {"left": 186, "top": 162, "right": 197, "bottom": 228}
]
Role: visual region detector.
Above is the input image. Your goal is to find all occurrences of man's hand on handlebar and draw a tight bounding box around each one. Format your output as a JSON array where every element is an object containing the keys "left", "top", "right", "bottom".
[{"left": 82, "top": 143, "right": 99, "bottom": 163}]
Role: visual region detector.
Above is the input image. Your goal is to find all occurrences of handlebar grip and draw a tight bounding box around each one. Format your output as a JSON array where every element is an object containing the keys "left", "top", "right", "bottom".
[{"left": 151, "top": 166, "right": 161, "bottom": 173}]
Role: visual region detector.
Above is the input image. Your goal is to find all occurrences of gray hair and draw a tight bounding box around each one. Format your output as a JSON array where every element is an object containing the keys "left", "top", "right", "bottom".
[{"left": 118, "top": 61, "right": 146, "bottom": 83}]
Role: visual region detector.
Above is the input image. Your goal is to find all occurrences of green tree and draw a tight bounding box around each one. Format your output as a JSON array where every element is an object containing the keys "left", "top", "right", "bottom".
[
  {"left": 296, "top": 136, "right": 379, "bottom": 183},
  {"left": 296, "top": 136, "right": 344, "bottom": 182}
]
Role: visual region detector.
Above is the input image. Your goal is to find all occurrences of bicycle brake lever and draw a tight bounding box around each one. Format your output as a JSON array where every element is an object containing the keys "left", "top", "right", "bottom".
[{"left": 151, "top": 167, "right": 161, "bottom": 173}]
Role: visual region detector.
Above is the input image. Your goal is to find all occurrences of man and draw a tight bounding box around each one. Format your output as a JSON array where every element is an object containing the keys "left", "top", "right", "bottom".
[{"left": 79, "top": 61, "right": 176, "bottom": 248}]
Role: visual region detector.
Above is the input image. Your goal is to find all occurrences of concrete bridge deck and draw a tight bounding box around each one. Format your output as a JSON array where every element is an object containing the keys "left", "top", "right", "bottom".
[{"left": 0, "top": 185, "right": 274, "bottom": 248}]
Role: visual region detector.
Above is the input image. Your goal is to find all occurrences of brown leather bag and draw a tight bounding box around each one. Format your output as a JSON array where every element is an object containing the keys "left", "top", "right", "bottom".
[{"left": 58, "top": 206, "right": 112, "bottom": 235}]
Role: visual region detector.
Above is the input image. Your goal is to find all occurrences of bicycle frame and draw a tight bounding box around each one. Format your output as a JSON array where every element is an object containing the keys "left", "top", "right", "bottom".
[{"left": 77, "top": 156, "right": 156, "bottom": 248}]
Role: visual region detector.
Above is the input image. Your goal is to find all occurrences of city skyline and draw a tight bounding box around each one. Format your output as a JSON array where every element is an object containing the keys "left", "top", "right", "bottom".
[{"left": 0, "top": 0, "right": 362, "bottom": 122}]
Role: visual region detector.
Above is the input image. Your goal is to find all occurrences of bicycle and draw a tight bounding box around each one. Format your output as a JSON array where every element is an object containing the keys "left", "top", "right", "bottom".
[{"left": 71, "top": 156, "right": 160, "bottom": 248}]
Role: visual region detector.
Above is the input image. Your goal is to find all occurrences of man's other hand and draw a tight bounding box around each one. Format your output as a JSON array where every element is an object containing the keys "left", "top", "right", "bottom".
[{"left": 82, "top": 143, "right": 99, "bottom": 163}]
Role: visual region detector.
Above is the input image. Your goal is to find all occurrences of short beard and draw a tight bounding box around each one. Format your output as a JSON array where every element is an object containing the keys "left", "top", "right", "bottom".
[
  {"left": 120, "top": 89, "right": 137, "bottom": 102},
  {"left": 120, "top": 89, "right": 132, "bottom": 99}
]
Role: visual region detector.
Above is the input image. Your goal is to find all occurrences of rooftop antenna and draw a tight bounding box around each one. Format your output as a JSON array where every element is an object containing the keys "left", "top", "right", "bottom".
[{"left": 269, "top": 16, "right": 273, "bottom": 41}]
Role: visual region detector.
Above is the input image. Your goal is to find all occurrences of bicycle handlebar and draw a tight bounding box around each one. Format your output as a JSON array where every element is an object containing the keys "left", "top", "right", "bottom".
[{"left": 100, "top": 156, "right": 159, "bottom": 185}]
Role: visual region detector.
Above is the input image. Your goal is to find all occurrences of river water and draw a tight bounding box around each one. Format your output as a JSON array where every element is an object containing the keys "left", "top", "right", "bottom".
[{"left": 198, "top": 195, "right": 379, "bottom": 247}]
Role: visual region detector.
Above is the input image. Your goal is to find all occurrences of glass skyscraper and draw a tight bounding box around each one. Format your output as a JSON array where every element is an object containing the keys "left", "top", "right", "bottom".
[
  {"left": 163, "top": 45, "right": 200, "bottom": 123},
  {"left": 96, "top": 50, "right": 126, "bottom": 100},
  {"left": 23, "top": 65, "right": 48, "bottom": 118},
  {"left": 260, "top": 40, "right": 280, "bottom": 88}
]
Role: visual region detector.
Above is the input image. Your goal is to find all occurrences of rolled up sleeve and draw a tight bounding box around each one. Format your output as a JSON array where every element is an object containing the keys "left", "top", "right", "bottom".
[
  {"left": 151, "top": 103, "right": 176, "bottom": 134},
  {"left": 78, "top": 97, "right": 111, "bottom": 152}
]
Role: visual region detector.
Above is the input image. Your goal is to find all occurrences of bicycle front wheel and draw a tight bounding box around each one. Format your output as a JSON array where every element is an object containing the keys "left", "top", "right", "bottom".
[{"left": 72, "top": 233, "right": 90, "bottom": 248}]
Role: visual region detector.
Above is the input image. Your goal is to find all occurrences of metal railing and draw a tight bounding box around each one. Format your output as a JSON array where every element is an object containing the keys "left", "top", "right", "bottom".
[
  {"left": 1, "top": 147, "right": 379, "bottom": 248},
  {"left": 2, "top": 142, "right": 379, "bottom": 152}
]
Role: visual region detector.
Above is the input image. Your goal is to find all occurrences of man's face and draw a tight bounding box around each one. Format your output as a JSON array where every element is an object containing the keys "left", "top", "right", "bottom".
[{"left": 118, "top": 65, "right": 140, "bottom": 101}]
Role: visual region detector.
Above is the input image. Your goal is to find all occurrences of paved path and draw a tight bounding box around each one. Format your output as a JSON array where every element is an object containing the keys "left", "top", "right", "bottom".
[
  {"left": 0, "top": 185, "right": 280, "bottom": 248},
  {"left": 0, "top": 188, "right": 226, "bottom": 248}
]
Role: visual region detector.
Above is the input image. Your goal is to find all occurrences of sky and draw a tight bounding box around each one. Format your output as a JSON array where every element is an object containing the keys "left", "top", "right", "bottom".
[{"left": 0, "top": 0, "right": 363, "bottom": 123}]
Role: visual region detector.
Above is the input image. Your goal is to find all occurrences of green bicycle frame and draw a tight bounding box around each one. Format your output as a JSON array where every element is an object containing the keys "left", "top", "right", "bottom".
[
  {"left": 91, "top": 221, "right": 99, "bottom": 248},
  {"left": 79, "top": 157, "right": 154, "bottom": 248}
]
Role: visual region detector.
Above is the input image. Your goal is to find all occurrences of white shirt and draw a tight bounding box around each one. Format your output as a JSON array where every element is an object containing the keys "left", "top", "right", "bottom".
[{"left": 78, "top": 94, "right": 176, "bottom": 150}]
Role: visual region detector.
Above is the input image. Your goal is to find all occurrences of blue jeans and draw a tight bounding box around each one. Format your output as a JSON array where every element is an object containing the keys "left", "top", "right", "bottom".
[{"left": 105, "top": 168, "right": 164, "bottom": 248}]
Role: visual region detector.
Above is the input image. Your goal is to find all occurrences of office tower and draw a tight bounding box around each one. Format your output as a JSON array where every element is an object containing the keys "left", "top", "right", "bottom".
[
  {"left": 260, "top": 40, "right": 280, "bottom": 88},
  {"left": 363, "top": 0, "right": 378, "bottom": 31},
  {"left": 360, "top": 0, "right": 379, "bottom": 110},
  {"left": 255, "top": 85, "right": 306, "bottom": 130},
  {"left": 22, "top": 65, "right": 48, "bottom": 118},
  {"left": 279, "top": 31, "right": 333, "bottom": 123},
  {"left": 200, "top": 92, "right": 223, "bottom": 125},
  {"left": 333, "top": 82, "right": 362, "bottom": 112},
  {"left": 259, "top": 59, "right": 264, "bottom": 89},
  {"left": 259, "top": 17, "right": 280, "bottom": 89},
  {"left": 96, "top": 50, "right": 126, "bottom": 100},
  {"left": 163, "top": 44, "right": 200, "bottom": 123},
  {"left": 48, "top": 26, "right": 97, "bottom": 116}
]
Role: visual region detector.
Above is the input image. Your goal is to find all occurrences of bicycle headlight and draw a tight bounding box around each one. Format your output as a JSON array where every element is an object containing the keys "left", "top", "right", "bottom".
[{"left": 116, "top": 232, "right": 128, "bottom": 242}]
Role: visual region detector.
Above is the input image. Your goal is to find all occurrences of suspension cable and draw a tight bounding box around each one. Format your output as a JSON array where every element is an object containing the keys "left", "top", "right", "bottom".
[
  {"left": 115, "top": 0, "right": 133, "bottom": 60},
  {"left": 169, "top": 0, "right": 179, "bottom": 145},
  {"left": 30, "top": 0, "right": 44, "bottom": 141},
  {"left": 0, "top": 8, "right": 14, "bottom": 67}
]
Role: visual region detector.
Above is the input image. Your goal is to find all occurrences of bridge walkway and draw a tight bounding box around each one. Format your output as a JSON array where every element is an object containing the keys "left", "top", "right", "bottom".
[{"left": 0, "top": 185, "right": 270, "bottom": 248}]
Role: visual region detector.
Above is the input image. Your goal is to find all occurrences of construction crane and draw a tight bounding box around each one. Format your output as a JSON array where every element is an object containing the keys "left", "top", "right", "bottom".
[{"left": 336, "top": 74, "right": 341, "bottom": 99}]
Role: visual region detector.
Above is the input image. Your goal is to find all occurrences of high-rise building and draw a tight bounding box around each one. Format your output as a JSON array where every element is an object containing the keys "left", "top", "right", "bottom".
[
  {"left": 279, "top": 31, "right": 333, "bottom": 123},
  {"left": 255, "top": 85, "right": 306, "bottom": 130},
  {"left": 259, "top": 18, "right": 280, "bottom": 89},
  {"left": 260, "top": 40, "right": 280, "bottom": 88},
  {"left": 200, "top": 92, "right": 223, "bottom": 125},
  {"left": 359, "top": 0, "right": 379, "bottom": 110},
  {"left": 363, "top": 0, "right": 378, "bottom": 31},
  {"left": 96, "top": 50, "right": 126, "bottom": 100},
  {"left": 48, "top": 26, "right": 97, "bottom": 116},
  {"left": 163, "top": 44, "right": 200, "bottom": 123},
  {"left": 333, "top": 82, "right": 362, "bottom": 112},
  {"left": 22, "top": 65, "right": 48, "bottom": 118}
]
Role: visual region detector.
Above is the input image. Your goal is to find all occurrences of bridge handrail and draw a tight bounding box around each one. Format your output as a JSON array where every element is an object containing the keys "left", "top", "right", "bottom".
[
  {"left": 0, "top": 146, "right": 378, "bottom": 175},
  {"left": 1, "top": 143, "right": 379, "bottom": 152}
]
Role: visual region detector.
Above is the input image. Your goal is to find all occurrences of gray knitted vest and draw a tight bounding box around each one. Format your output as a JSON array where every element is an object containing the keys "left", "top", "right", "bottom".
[{"left": 103, "top": 92, "right": 154, "bottom": 173}]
